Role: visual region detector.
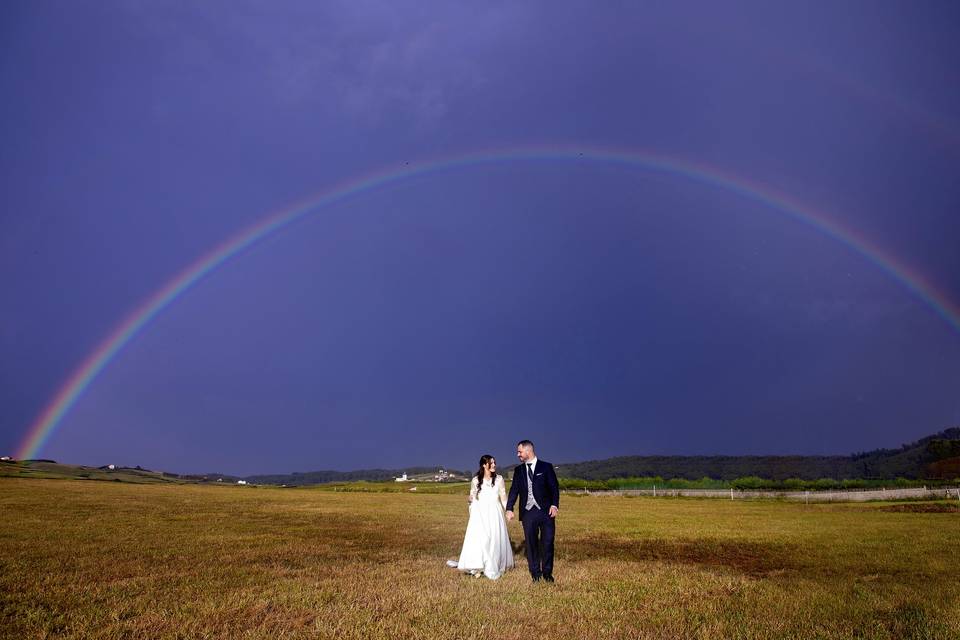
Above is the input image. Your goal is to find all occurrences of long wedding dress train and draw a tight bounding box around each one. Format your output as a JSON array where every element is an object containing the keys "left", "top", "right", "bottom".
[{"left": 454, "top": 475, "right": 515, "bottom": 579}]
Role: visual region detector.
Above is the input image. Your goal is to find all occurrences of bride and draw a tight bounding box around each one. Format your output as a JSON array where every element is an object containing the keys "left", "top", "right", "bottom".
[{"left": 451, "top": 455, "right": 515, "bottom": 579}]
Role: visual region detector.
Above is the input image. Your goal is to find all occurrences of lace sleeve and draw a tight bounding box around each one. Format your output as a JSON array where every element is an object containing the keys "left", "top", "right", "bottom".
[
  {"left": 497, "top": 475, "right": 507, "bottom": 508},
  {"left": 469, "top": 476, "right": 478, "bottom": 503}
]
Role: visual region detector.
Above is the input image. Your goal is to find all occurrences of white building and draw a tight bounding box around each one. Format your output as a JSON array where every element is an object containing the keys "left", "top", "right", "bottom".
[
  {"left": 395, "top": 473, "right": 409, "bottom": 482},
  {"left": 237, "top": 480, "right": 247, "bottom": 485}
]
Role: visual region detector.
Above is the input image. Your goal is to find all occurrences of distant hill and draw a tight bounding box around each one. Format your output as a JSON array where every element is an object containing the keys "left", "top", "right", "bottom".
[
  {"left": 242, "top": 428, "right": 960, "bottom": 485},
  {"left": 555, "top": 427, "right": 960, "bottom": 481},
  {"left": 244, "top": 466, "right": 468, "bottom": 486},
  {"left": 0, "top": 459, "right": 193, "bottom": 484},
  {"left": 0, "top": 460, "right": 467, "bottom": 486},
  {"left": 4, "top": 428, "right": 957, "bottom": 485}
]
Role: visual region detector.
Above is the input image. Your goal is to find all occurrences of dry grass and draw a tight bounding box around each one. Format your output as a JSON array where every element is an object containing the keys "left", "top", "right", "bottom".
[{"left": 1, "top": 479, "right": 958, "bottom": 639}]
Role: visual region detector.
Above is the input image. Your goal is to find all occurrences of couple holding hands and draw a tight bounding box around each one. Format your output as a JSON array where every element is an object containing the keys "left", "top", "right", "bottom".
[{"left": 451, "top": 439, "right": 559, "bottom": 582}]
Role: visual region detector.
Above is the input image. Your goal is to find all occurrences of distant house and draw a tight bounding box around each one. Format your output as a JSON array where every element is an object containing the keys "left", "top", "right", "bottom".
[
  {"left": 237, "top": 480, "right": 247, "bottom": 485},
  {"left": 107, "top": 464, "right": 116, "bottom": 470},
  {"left": 0, "top": 456, "right": 12, "bottom": 462},
  {"left": 395, "top": 473, "right": 409, "bottom": 482}
]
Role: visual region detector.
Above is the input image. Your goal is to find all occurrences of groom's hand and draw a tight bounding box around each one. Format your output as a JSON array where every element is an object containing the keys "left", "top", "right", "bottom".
[
  {"left": 549, "top": 506, "right": 558, "bottom": 518},
  {"left": 506, "top": 511, "right": 514, "bottom": 521}
]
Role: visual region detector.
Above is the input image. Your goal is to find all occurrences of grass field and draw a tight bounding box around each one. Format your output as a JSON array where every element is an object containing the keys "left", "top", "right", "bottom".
[{"left": 2, "top": 479, "right": 958, "bottom": 639}]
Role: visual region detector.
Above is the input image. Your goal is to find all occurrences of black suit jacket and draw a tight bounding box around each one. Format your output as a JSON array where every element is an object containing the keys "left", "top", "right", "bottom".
[{"left": 506, "top": 459, "right": 560, "bottom": 521}]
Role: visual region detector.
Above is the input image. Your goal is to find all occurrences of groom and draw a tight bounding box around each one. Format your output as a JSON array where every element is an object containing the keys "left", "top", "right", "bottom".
[{"left": 505, "top": 439, "right": 560, "bottom": 582}]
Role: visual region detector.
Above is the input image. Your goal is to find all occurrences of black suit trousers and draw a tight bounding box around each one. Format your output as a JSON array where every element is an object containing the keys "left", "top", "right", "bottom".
[{"left": 521, "top": 505, "right": 555, "bottom": 578}]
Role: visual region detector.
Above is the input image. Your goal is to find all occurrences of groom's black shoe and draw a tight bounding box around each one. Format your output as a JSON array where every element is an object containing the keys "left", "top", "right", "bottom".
[
  {"left": 543, "top": 574, "right": 555, "bottom": 583},
  {"left": 532, "top": 575, "right": 542, "bottom": 583}
]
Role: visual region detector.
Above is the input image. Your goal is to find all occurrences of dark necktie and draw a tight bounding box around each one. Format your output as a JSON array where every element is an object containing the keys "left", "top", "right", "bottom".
[{"left": 525, "top": 463, "right": 535, "bottom": 510}]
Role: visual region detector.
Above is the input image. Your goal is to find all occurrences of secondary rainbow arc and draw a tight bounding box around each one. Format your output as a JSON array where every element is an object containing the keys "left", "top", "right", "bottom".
[{"left": 15, "top": 145, "right": 960, "bottom": 460}]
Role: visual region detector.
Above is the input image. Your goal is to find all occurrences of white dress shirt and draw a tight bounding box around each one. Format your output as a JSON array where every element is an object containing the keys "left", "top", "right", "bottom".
[{"left": 525, "top": 457, "right": 538, "bottom": 475}]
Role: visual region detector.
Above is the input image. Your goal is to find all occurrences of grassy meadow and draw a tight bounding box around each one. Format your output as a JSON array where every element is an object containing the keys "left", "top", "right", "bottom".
[{"left": 1, "top": 479, "right": 958, "bottom": 639}]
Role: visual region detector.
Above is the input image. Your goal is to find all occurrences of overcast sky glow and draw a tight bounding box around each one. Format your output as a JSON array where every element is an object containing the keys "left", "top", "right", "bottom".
[{"left": 2, "top": 1, "right": 959, "bottom": 475}]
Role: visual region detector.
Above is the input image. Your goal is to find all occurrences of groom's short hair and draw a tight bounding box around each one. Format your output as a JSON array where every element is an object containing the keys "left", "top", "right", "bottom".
[{"left": 517, "top": 439, "right": 535, "bottom": 451}]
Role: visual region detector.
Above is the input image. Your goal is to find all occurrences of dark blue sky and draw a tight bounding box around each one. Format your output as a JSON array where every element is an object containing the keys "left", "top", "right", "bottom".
[{"left": 2, "top": 1, "right": 959, "bottom": 475}]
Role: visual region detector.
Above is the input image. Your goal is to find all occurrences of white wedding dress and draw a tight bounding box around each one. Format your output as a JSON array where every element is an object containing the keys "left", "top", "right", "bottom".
[{"left": 454, "top": 475, "right": 515, "bottom": 579}]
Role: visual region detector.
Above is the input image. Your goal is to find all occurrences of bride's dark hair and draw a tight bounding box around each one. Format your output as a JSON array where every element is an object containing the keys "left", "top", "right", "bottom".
[{"left": 475, "top": 455, "right": 496, "bottom": 496}]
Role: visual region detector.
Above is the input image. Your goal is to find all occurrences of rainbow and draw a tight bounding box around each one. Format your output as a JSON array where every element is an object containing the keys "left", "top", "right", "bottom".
[{"left": 16, "top": 145, "right": 960, "bottom": 459}]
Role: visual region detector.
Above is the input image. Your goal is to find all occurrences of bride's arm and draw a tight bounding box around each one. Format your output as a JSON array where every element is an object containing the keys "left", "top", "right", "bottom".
[
  {"left": 469, "top": 476, "right": 478, "bottom": 503},
  {"left": 497, "top": 475, "right": 507, "bottom": 509}
]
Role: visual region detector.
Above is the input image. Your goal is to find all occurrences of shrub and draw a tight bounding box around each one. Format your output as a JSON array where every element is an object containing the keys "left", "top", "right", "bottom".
[{"left": 731, "top": 476, "right": 766, "bottom": 490}]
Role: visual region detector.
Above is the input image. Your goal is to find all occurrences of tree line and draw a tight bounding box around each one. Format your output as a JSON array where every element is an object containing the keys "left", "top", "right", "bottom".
[
  {"left": 559, "top": 476, "right": 958, "bottom": 491},
  {"left": 555, "top": 428, "right": 960, "bottom": 482}
]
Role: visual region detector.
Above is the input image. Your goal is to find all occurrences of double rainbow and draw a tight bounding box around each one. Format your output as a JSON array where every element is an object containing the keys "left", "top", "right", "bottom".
[{"left": 16, "top": 146, "right": 960, "bottom": 459}]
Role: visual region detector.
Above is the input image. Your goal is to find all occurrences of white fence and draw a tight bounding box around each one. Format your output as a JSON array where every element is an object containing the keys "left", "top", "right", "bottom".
[{"left": 568, "top": 486, "right": 960, "bottom": 502}]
